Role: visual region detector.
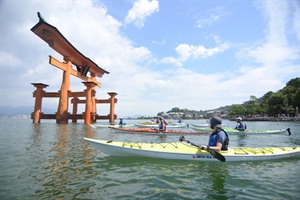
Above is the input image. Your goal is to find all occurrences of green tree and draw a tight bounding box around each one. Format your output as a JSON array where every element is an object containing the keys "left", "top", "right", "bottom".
[
  {"left": 228, "top": 104, "right": 246, "bottom": 118},
  {"left": 244, "top": 95, "right": 261, "bottom": 117},
  {"left": 168, "top": 107, "right": 181, "bottom": 113},
  {"left": 292, "top": 88, "right": 300, "bottom": 108},
  {"left": 267, "top": 93, "right": 285, "bottom": 116},
  {"left": 157, "top": 111, "right": 164, "bottom": 116}
]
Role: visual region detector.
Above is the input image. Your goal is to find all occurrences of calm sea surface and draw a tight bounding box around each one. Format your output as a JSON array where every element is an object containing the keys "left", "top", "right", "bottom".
[{"left": 0, "top": 118, "right": 299, "bottom": 200}]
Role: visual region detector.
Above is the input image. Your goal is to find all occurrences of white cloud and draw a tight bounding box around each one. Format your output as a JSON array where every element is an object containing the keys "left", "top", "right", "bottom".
[
  {"left": 243, "top": 0, "right": 299, "bottom": 66},
  {"left": 197, "top": 14, "right": 220, "bottom": 28},
  {"left": 229, "top": 0, "right": 299, "bottom": 104},
  {"left": 292, "top": 0, "right": 300, "bottom": 40},
  {"left": 196, "top": 6, "right": 227, "bottom": 28},
  {"left": 161, "top": 41, "right": 229, "bottom": 66},
  {"left": 125, "top": 0, "right": 159, "bottom": 28},
  {"left": 0, "top": 51, "right": 21, "bottom": 68}
]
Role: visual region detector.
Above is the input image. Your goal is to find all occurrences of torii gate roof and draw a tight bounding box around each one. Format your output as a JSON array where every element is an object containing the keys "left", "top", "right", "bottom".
[{"left": 31, "top": 12, "right": 109, "bottom": 77}]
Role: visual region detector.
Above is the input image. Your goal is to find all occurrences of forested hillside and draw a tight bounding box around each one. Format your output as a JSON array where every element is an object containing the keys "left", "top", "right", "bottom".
[
  {"left": 228, "top": 77, "right": 300, "bottom": 118},
  {"left": 159, "top": 78, "right": 300, "bottom": 119}
]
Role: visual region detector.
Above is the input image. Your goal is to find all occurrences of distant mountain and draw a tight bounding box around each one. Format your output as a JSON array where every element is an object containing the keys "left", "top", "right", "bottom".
[{"left": 0, "top": 106, "right": 56, "bottom": 116}]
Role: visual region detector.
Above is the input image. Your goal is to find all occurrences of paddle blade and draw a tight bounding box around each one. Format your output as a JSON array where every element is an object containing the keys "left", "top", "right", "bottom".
[
  {"left": 207, "top": 149, "right": 226, "bottom": 162},
  {"left": 179, "top": 135, "right": 185, "bottom": 142},
  {"left": 287, "top": 128, "right": 291, "bottom": 136}
]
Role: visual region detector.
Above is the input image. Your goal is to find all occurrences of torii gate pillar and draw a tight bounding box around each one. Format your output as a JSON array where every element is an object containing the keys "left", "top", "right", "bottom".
[
  {"left": 108, "top": 92, "right": 118, "bottom": 124},
  {"left": 83, "top": 82, "right": 97, "bottom": 124},
  {"left": 56, "top": 59, "right": 71, "bottom": 123},
  {"left": 32, "top": 83, "right": 49, "bottom": 124},
  {"left": 72, "top": 97, "right": 79, "bottom": 123}
]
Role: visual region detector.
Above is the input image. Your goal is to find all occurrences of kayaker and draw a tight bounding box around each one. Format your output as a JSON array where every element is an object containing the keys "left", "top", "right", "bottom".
[
  {"left": 200, "top": 116, "right": 229, "bottom": 151},
  {"left": 234, "top": 117, "right": 247, "bottom": 131},
  {"left": 158, "top": 117, "right": 167, "bottom": 132},
  {"left": 119, "top": 117, "right": 126, "bottom": 126},
  {"left": 178, "top": 118, "right": 183, "bottom": 123}
]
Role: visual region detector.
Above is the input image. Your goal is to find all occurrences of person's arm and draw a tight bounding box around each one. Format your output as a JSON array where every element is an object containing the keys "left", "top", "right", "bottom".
[{"left": 200, "top": 142, "right": 222, "bottom": 151}]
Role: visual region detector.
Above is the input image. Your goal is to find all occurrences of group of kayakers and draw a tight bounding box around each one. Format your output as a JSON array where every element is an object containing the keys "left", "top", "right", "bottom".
[{"left": 118, "top": 115, "right": 247, "bottom": 152}]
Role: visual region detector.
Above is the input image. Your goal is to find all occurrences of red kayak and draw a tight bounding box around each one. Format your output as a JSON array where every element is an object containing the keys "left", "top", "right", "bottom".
[{"left": 108, "top": 126, "right": 209, "bottom": 135}]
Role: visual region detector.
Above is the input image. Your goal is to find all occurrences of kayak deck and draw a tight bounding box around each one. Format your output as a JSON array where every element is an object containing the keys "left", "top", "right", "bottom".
[{"left": 83, "top": 138, "right": 300, "bottom": 162}]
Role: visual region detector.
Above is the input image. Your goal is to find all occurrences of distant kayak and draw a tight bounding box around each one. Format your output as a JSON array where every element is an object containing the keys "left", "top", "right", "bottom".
[
  {"left": 190, "top": 126, "right": 291, "bottom": 135},
  {"left": 135, "top": 122, "right": 188, "bottom": 128},
  {"left": 90, "top": 124, "right": 135, "bottom": 128},
  {"left": 189, "top": 123, "right": 210, "bottom": 127},
  {"left": 109, "top": 127, "right": 207, "bottom": 135},
  {"left": 190, "top": 123, "right": 226, "bottom": 128},
  {"left": 83, "top": 137, "right": 300, "bottom": 162}
]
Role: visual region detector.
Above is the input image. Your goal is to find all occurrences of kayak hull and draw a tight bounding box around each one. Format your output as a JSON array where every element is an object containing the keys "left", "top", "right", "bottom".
[
  {"left": 83, "top": 138, "right": 300, "bottom": 162},
  {"left": 109, "top": 127, "right": 207, "bottom": 135},
  {"left": 135, "top": 122, "right": 187, "bottom": 128},
  {"left": 91, "top": 124, "right": 134, "bottom": 128},
  {"left": 190, "top": 123, "right": 226, "bottom": 128},
  {"left": 190, "top": 126, "right": 289, "bottom": 135}
]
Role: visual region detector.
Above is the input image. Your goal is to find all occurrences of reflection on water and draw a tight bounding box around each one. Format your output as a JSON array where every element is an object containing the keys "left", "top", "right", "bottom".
[
  {"left": 27, "top": 123, "right": 98, "bottom": 199},
  {"left": 235, "top": 134, "right": 248, "bottom": 147},
  {"left": 207, "top": 164, "right": 229, "bottom": 200}
]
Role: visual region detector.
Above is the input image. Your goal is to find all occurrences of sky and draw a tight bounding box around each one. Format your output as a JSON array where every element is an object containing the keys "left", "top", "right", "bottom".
[{"left": 0, "top": 0, "right": 299, "bottom": 117}]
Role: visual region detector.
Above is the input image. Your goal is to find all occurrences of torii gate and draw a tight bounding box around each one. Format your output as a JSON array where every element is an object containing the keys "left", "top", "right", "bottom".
[{"left": 30, "top": 12, "right": 117, "bottom": 124}]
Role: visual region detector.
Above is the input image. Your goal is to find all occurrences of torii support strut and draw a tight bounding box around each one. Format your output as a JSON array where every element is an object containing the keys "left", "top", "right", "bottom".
[
  {"left": 32, "top": 83, "right": 49, "bottom": 123},
  {"left": 108, "top": 92, "right": 117, "bottom": 124},
  {"left": 83, "top": 82, "right": 97, "bottom": 124}
]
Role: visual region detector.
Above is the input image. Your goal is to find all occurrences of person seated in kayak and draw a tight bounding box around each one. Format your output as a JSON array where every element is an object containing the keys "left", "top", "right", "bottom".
[
  {"left": 178, "top": 118, "right": 183, "bottom": 123},
  {"left": 234, "top": 117, "right": 247, "bottom": 131},
  {"left": 200, "top": 116, "right": 229, "bottom": 151},
  {"left": 157, "top": 117, "right": 167, "bottom": 132},
  {"left": 119, "top": 117, "right": 126, "bottom": 126}
]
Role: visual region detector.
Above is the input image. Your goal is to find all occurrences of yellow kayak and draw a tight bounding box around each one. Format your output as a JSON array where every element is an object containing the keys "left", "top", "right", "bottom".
[{"left": 83, "top": 138, "right": 300, "bottom": 162}]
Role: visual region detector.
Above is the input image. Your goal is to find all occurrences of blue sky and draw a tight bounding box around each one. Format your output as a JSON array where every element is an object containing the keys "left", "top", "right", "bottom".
[{"left": 0, "top": 0, "right": 299, "bottom": 117}]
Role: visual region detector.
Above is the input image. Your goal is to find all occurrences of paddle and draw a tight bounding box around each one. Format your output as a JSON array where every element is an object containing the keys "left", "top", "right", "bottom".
[
  {"left": 179, "top": 135, "right": 226, "bottom": 162},
  {"left": 286, "top": 128, "right": 291, "bottom": 136},
  {"left": 89, "top": 124, "right": 96, "bottom": 129}
]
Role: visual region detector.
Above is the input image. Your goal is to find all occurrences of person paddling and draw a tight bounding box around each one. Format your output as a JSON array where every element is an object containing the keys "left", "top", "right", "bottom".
[
  {"left": 119, "top": 117, "right": 126, "bottom": 127},
  {"left": 200, "top": 116, "right": 229, "bottom": 151},
  {"left": 157, "top": 117, "right": 167, "bottom": 132},
  {"left": 234, "top": 116, "right": 247, "bottom": 131}
]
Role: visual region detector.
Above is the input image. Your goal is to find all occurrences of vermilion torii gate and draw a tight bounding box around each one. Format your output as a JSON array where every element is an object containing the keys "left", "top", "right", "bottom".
[{"left": 30, "top": 12, "right": 118, "bottom": 124}]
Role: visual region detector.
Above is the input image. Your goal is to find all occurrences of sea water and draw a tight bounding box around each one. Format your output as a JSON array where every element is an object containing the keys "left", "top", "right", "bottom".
[{"left": 0, "top": 118, "right": 299, "bottom": 199}]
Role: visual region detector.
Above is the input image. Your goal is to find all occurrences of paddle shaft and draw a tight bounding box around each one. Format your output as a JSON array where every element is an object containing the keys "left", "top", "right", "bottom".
[{"left": 180, "top": 136, "right": 226, "bottom": 162}]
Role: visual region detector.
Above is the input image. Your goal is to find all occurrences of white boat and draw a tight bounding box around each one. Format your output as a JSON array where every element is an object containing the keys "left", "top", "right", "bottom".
[{"left": 83, "top": 138, "right": 300, "bottom": 162}]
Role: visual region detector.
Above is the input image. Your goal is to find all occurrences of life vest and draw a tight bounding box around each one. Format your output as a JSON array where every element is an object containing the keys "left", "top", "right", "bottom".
[
  {"left": 235, "top": 122, "right": 247, "bottom": 131},
  {"left": 208, "top": 129, "right": 229, "bottom": 150},
  {"left": 159, "top": 119, "right": 167, "bottom": 131}
]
